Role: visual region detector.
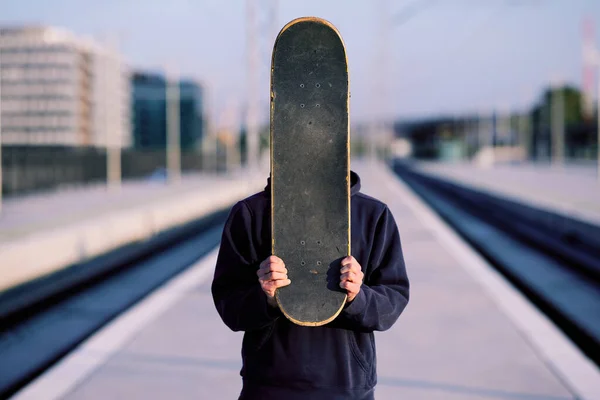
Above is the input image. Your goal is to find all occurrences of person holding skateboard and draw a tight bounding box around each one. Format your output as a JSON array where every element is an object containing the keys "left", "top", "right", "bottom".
[
  {"left": 211, "top": 17, "right": 410, "bottom": 400},
  {"left": 211, "top": 172, "right": 410, "bottom": 400}
]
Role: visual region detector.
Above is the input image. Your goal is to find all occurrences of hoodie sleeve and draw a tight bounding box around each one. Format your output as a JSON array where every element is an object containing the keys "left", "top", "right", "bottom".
[
  {"left": 211, "top": 201, "right": 281, "bottom": 332},
  {"left": 334, "top": 205, "right": 410, "bottom": 332}
]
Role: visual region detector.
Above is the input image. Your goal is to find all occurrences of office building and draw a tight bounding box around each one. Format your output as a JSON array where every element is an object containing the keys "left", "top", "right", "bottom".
[
  {"left": 0, "top": 25, "right": 130, "bottom": 147},
  {"left": 132, "top": 71, "right": 204, "bottom": 150}
]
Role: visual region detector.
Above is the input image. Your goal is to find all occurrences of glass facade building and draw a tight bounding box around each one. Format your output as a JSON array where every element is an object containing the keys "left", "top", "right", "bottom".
[{"left": 132, "top": 72, "right": 204, "bottom": 151}]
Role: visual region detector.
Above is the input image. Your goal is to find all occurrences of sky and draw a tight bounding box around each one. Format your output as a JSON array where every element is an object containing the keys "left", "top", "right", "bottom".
[{"left": 2, "top": 0, "right": 600, "bottom": 127}]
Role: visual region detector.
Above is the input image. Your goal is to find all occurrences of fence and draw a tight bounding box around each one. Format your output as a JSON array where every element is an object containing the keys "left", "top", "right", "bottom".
[{"left": 1, "top": 145, "right": 226, "bottom": 198}]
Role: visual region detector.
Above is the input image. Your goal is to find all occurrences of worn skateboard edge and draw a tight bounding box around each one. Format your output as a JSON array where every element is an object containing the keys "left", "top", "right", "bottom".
[
  {"left": 270, "top": 16, "right": 351, "bottom": 327},
  {"left": 275, "top": 16, "right": 347, "bottom": 47},
  {"left": 275, "top": 291, "right": 347, "bottom": 327}
]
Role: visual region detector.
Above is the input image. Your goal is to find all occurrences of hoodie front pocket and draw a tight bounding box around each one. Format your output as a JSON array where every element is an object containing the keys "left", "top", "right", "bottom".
[
  {"left": 347, "top": 330, "right": 369, "bottom": 374},
  {"left": 256, "top": 322, "right": 276, "bottom": 352},
  {"left": 245, "top": 321, "right": 276, "bottom": 355}
]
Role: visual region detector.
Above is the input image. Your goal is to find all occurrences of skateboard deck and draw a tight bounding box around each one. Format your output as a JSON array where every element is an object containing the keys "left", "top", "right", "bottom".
[{"left": 271, "top": 17, "right": 350, "bottom": 326}]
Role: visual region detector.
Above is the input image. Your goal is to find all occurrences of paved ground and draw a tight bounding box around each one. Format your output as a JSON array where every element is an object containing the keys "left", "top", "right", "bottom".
[{"left": 14, "top": 161, "right": 583, "bottom": 400}]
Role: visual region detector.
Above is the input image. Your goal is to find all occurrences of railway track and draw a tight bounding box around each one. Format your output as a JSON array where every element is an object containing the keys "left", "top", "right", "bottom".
[
  {"left": 393, "top": 161, "right": 600, "bottom": 368},
  {"left": 0, "top": 208, "right": 230, "bottom": 399}
]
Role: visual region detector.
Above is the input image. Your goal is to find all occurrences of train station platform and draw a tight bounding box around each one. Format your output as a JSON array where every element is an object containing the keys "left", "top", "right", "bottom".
[
  {"left": 0, "top": 167, "right": 267, "bottom": 294},
  {"left": 410, "top": 161, "right": 600, "bottom": 227},
  {"left": 10, "top": 160, "right": 600, "bottom": 400}
]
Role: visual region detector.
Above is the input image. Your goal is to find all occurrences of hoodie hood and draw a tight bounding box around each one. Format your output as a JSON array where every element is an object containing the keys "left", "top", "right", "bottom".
[{"left": 264, "top": 170, "right": 362, "bottom": 196}]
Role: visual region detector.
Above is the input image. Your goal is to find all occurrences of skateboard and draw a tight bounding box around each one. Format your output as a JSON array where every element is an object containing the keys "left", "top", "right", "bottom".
[{"left": 271, "top": 17, "right": 350, "bottom": 326}]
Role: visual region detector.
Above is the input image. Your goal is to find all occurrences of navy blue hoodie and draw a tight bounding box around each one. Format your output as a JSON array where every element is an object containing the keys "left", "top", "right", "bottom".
[{"left": 211, "top": 171, "right": 410, "bottom": 399}]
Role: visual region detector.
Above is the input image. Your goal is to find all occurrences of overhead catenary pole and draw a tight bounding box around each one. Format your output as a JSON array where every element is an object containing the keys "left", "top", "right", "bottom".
[
  {"left": 0, "top": 38, "right": 3, "bottom": 213},
  {"left": 202, "top": 79, "right": 218, "bottom": 173},
  {"left": 246, "top": 0, "right": 259, "bottom": 172},
  {"left": 370, "top": 0, "right": 390, "bottom": 162},
  {"left": 105, "top": 37, "right": 121, "bottom": 190},
  {"left": 381, "top": 0, "right": 392, "bottom": 160},
  {"left": 477, "top": 110, "right": 485, "bottom": 156},
  {"left": 520, "top": 87, "right": 534, "bottom": 161},
  {"left": 271, "top": 0, "right": 279, "bottom": 48},
  {"left": 166, "top": 65, "right": 181, "bottom": 183},
  {"left": 582, "top": 17, "right": 596, "bottom": 122},
  {"left": 518, "top": 110, "right": 530, "bottom": 161},
  {"left": 581, "top": 17, "right": 600, "bottom": 181},
  {"left": 597, "top": 65, "right": 600, "bottom": 181},
  {"left": 551, "top": 77, "right": 565, "bottom": 167}
]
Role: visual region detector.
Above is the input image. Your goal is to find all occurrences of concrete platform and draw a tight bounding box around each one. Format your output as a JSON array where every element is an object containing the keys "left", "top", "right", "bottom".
[
  {"left": 412, "top": 161, "right": 600, "bottom": 227},
  {"left": 11, "top": 161, "right": 600, "bottom": 400},
  {"left": 0, "top": 169, "right": 266, "bottom": 293}
]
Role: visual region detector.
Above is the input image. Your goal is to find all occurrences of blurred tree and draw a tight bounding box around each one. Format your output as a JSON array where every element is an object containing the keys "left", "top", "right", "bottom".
[
  {"left": 533, "top": 86, "right": 584, "bottom": 129},
  {"left": 530, "top": 85, "right": 596, "bottom": 160}
]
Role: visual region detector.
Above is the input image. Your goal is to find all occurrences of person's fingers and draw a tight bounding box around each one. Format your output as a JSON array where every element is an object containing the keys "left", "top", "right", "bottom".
[
  {"left": 259, "top": 256, "right": 280, "bottom": 269},
  {"left": 341, "top": 265, "right": 363, "bottom": 278},
  {"left": 340, "top": 271, "right": 362, "bottom": 283},
  {"left": 257, "top": 260, "right": 286, "bottom": 277},
  {"left": 267, "top": 263, "right": 287, "bottom": 273},
  {"left": 259, "top": 271, "right": 288, "bottom": 282},
  {"left": 258, "top": 266, "right": 287, "bottom": 279},
  {"left": 261, "top": 255, "right": 281, "bottom": 263},
  {"left": 339, "top": 280, "right": 360, "bottom": 292},
  {"left": 274, "top": 278, "right": 291, "bottom": 288},
  {"left": 340, "top": 256, "right": 353, "bottom": 266},
  {"left": 263, "top": 279, "right": 291, "bottom": 292},
  {"left": 340, "top": 258, "right": 359, "bottom": 274}
]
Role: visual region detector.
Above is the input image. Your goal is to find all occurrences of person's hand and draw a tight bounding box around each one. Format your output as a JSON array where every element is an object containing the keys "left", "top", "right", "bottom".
[
  {"left": 340, "top": 256, "right": 364, "bottom": 302},
  {"left": 257, "top": 256, "right": 291, "bottom": 307}
]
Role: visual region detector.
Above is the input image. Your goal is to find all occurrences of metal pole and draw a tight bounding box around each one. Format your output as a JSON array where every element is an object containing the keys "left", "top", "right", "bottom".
[
  {"left": 369, "top": 0, "right": 389, "bottom": 163},
  {"left": 271, "top": 0, "right": 279, "bottom": 44},
  {"left": 0, "top": 42, "right": 3, "bottom": 213},
  {"left": 246, "top": 0, "right": 259, "bottom": 172},
  {"left": 582, "top": 25, "right": 600, "bottom": 180},
  {"left": 203, "top": 79, "right": 218, "bottom": 173},
  {"left": 166, "top": 66, "right": 181, "bottom": 183},
  {"left": 202, "top": 80, "right": 216, "bottom": 173},
  {"left": 551, "top": 79, "right": 565, "bottom": 167},
  {"left": 518, "top": 111, "right": 527, "bottom": 161},
  {"left": 490, "top": 111, "right": 496, "bottom": 149},
  {"left": 597, "top": 64, "right": 600, "bottom": 181},
  {"left": 520, "top": 88, "right": 533, "bottom": 162},
  {"left": 477, "top": 111, "right": 484, "bottom": 156},
  {"left": 105, "top": 39, "right": 121, "bottom": 190}
]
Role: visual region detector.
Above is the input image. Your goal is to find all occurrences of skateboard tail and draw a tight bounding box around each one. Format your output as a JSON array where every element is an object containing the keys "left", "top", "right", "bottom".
[{"left": 275, "top": 292, "right": 347, "bottom": 327}]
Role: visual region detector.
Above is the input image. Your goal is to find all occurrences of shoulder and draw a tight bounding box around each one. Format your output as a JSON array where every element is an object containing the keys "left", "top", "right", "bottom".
[
  {"left": 226, "top": 190, "right": 268, "bottom": 222},
  {"left": 239, "top": 190, "right": 268, "bottom": 211},
  {"left": 353, "top": 192, "right": 388, "bottom": 216}
]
